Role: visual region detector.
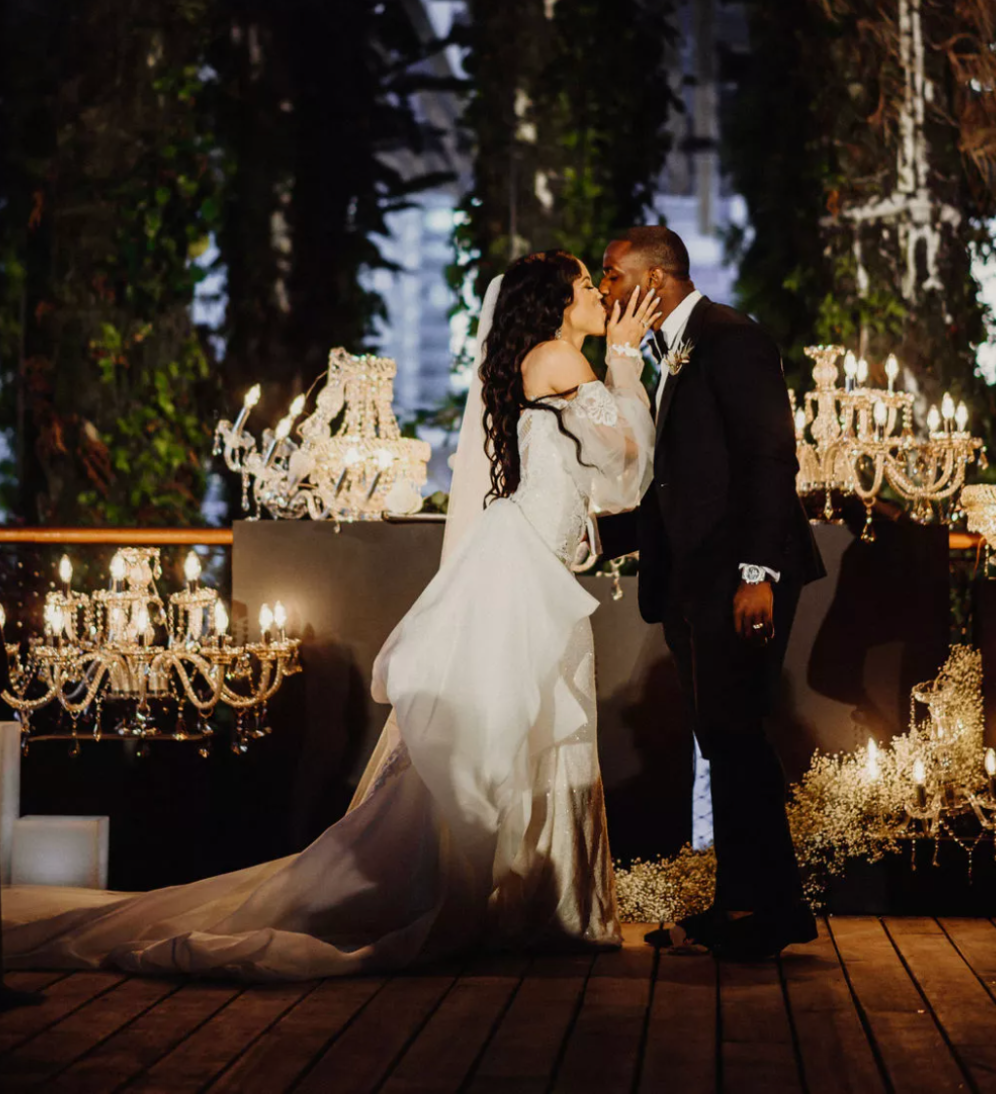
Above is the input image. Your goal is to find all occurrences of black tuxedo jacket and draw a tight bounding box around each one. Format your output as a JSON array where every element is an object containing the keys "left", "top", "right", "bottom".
[{"left": 599, "top": 296, "right": 825, "bottom": 624}]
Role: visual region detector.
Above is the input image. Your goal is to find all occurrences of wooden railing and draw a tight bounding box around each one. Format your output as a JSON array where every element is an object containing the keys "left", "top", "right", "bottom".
[
  {"left": 0, "top": 525, "right": 982, "bottom": 550},
  {"left": 0, "top": 528, "right": 233, "bottom": 545}
]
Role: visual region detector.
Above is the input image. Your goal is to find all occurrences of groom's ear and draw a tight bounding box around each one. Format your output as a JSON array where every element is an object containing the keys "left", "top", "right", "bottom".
[{"left": 647, "top": 266, "right": 666, "bottom": 290}]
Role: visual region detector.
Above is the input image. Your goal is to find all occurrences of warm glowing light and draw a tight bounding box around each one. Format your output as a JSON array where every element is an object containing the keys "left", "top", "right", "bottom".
[
  {"left": 59, "top": 555, "right": 73, "bottom": 585},
  {"left": 183, "top": 551, "right": 202, "bottom": 584},
  {"left": 844, "top": 351, "right": 858, "bottom": 378},
  {"left": 244, "top": 383, "right": 261, "bottom": 409},
  {"left": 274, "top": 416, "right": 293, "bottom": 443},
  {"left": 866, "top": 737, "right": 880, "bottom": 782},
  {"left": 927, "top": 405, "right": 941, "bottom": 433},
  {"left": 214, "top": 601, "right": 229, "bottom": 635},
  {"left": 344, "top": 447, "right": 362, "bottom": 467},
  {"left": 289, "top": 394, "right": 306, "bottom": 418},
  {"left": 133, "top": 605, "right": 149, "bottom": 636},
  {"left": 942, "top": 392, "right": 955, "bottom": 421},
  {"left": 0, "top": 603, "right": 6, "bottom": 630},
  {"left": 273, "top": 601, "right": 287, "bottom": 630},
  {"left": 44, "top": 603, "right": 63, "bottom": 634},
  {"left": 259, "top": 603, "right": 274, "bottom": 633},
  {"left": 956, "top": 401, "right": 969, "bottom": 432},
  {"left": 986, "top": 748, "right": 996, "bottom": 777},
  {"left": 794, "top": 408, "right": 807, "bottom": 434},
  {"left": 873, "top": 401, "right": 888, "bottom": 428},
  {"left": 110, "top": 553, "right": 126, "bottom": 583},
  {"left": 912, "top": 757, "right": 926, "bottom": 786},
  {"left": 375, "top": 448, "right": 395, "bottom": 470},
  {"left": 885, "top": 354, "right": 900, "bottom": 383},
  {"left": 856, "top": 358, "right": 869, "bottom": 385}
]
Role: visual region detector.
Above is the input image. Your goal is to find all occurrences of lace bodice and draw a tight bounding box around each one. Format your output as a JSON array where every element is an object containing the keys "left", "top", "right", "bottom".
[
  {"left": 514, "top": 408, "right": 591, "bottom": 565},
  {"left": 510, "top": 363, "right": 655, "bottom": 566}
]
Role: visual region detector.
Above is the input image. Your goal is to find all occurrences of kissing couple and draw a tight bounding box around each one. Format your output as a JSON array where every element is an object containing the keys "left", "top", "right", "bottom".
[{"left": 4, "top": 226, "right": 825, "bottom": 978}]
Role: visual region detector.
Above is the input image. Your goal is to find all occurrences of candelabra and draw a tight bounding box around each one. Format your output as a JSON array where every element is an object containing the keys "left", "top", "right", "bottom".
[
  {"left": 214, "top": 348, "right": 432, "bottom": 524},
  {"left": 793, "top": 346, "right": 986, "bottom": 540},
  {"left": 1, "top": 549, "right": 301, "bottom": 756},
  {"left": 960, "top": 485, "right": 996, "bottom": 575}
]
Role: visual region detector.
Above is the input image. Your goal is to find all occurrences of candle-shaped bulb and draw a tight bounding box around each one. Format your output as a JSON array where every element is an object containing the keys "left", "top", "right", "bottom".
[
  {"left": 927, "top": 405, "right": 941, "bottom": 433},
  {"left": 941, "top": 392, "right": 955, "bottom": 421},
  {"left": 50, "top": 604, "right": 65, "bottom": 635},
  {"left": 794, "top": 408, "right": 807, "bottom": 435},
  {"left": 844, "top": 352, "right": 858, "bottom": 379},
  {"left": 274, "top": 416, "right": 293, "bottom": 443},
  {"left": 375, "top": 448, "right": 395, "bottom": 471},
  {"left": 956, "top": 401, "right": 969, "bottom": 432},
  {"left": 0, "top": 603, "right": 6, "bottom": 630},
  {"left": 183, "top": 550, "right": 202, "bottom": 585},
  {"left": 856, "top": 357, "right": 869, "bottom": 385},
  {"left": 214, "top": 601, "right": 229, "bottom": 635},
  {"left": 885, "top": 354, "right": 899, "bottom": 386},
  {"left": 110, "top": 552, "right": 126, "bottom": 583},
  {"left": 289, "top": 394, "right": 306, "bottom": 419},
  {"left": 59, "top": 555, "right": 73, "bottom": 585},
  {"left": 244, "top": 383, "right": 261, "bottom": 410},
  {"left": 912, "top": 757, "right": 926, "bottom": 786},
  {"left": 873, "top": 401, "right": 888, "bottom": 428},
  {"left": 344, "top": 446, "right": 362, "bottom": 467},
  {"left": 259, "top": 603, "right": 274, "bottom": 634},
  {"left": 273, "top": 601, "right": 287, "bottom": 630},
  {"left": 985, "top": 747, "right": 996, "bottom": 777},
  {"left": 133, "top": 604, "right": 149, "bottom": 637}
]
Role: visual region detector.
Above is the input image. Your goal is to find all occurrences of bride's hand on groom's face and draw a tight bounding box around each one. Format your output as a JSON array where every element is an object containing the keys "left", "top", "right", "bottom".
[
  {"left": 607, "top": 286, "right": 660, "bottom": 348},
  {"left": 733, "top": 581, "right": 775, "bottom": 645}
]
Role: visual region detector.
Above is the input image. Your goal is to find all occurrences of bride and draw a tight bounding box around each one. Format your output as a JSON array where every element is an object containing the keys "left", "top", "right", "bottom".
[{"left": 2, "top": 251, "right": 657, "bottom": 980}]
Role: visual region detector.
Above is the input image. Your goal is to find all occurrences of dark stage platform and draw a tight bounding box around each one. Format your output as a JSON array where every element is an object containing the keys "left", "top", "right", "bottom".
[{"left": 1, "top": 916, "right": 995, "bottom": 1092}]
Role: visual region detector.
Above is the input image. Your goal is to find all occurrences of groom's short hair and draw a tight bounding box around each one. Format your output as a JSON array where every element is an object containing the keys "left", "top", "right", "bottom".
[{"left": 621, "top": 226, "right": 691, "bottom": 281}]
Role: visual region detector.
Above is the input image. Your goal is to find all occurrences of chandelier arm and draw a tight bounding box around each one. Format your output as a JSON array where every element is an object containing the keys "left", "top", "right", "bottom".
[
  {"left": 54, "top": 659, "right": 115, "bottom": 716},
  {"left": 221, "top": 656, "right": 272, "bottom": 708},
  {"left": 157, "top": 653, "right": 225, "bottom": 713},
  {"left": 219, "top": 659, "right": 277, "bottom": 709}
]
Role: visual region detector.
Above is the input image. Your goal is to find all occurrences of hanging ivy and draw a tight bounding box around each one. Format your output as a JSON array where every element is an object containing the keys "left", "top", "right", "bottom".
[
  {"left": 450, "top": 0, "right": 681, "bottom": 332},
  {"left": 724, "top": 0, "right": 996, "bottom": 435}
]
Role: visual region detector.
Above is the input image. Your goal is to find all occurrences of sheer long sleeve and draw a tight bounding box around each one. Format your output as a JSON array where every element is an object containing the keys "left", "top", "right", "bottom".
[{"left": 557, "top": 356, "right": 654, "bottom": 514}]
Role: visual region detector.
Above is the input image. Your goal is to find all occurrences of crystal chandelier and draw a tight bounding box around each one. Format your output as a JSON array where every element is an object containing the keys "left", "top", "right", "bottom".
[
  {"left": 960, "top": 485, "right": 996, "bottom": 569},
  {"left": 793, "top": 345, "right": 986, "bottom": 539},
  {"left": 859, "top": 650, "right": 996, "bottom": 855},
  {"left": 214, "top": 348, "right": 431, "bottom": 524},
  {"left": 1, "top": 548, "right": 301, "bottom": 756}
]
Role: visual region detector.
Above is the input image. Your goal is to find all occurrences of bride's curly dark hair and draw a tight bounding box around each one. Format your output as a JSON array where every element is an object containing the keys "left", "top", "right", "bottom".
[{"left": 481, "top": 250, "right": 589, "bottom": 500}]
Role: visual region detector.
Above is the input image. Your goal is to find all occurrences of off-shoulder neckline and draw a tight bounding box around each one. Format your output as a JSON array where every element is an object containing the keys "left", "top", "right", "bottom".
[{"left": 525, "top": 378, "right": 603, "bottom": 410}]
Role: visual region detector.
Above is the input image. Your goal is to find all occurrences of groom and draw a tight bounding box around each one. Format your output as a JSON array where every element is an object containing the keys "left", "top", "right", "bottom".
[{"left": 597, "top": 226, "right": 826, "bottom": 960}]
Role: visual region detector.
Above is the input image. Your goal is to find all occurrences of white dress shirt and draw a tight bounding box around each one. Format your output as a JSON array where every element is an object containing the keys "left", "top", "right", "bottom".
[{"left": 652, "top": 289, "right": 703, "bottom": 413}]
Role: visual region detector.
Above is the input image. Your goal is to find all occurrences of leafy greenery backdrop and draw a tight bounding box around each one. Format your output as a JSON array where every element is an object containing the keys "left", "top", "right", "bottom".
[
  {"left": 449, "top": 0, "right": 681, "bottom": 342},
  {"left": 724, "top": 0, "right": 996, "bottom": 436},
  {"left": 0, "top": 0, "right": 449, "bottom": 525}
]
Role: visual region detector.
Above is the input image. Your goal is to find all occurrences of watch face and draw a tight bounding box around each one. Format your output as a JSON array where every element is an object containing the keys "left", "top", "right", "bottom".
[{"left": 742, "top": 565, "right": 766, "bottom": 584}]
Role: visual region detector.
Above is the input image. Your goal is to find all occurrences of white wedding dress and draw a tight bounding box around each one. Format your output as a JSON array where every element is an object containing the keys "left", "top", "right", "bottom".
[{"left": 2, "top": 324, "right": 653, "bottom": 981}]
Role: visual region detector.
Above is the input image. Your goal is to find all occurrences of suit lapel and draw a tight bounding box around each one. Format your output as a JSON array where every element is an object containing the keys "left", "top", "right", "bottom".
[{"left": 655, "top": 295, "right": 711, "bottom": 442}]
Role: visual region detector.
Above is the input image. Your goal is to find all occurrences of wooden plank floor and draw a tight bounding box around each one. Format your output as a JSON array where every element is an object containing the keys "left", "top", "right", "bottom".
[{"left": 2, "top": 917, "right": 995, "bottom": 1093}]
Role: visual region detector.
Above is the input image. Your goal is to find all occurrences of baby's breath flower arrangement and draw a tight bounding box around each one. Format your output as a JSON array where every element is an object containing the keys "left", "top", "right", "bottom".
[{"left": 616, "top": 646, "right": 992, "bottom": 923}]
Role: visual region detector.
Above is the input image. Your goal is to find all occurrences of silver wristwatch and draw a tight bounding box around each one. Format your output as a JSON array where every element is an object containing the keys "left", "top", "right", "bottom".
[{"left": 739, "top": 564, "right": 770, "bottom": 585}]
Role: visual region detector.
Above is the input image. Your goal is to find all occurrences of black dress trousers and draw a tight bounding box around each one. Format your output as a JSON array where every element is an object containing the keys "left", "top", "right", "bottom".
[{"left": 661, "top": 564, "right": 804, "bottom": 913}]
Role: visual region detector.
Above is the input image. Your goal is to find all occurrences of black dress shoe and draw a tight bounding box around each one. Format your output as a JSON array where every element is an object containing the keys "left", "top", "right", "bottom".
[
  {"left": 643, "top": 925, "right": 675, "bottom": 948},
  {"left": 677, "top": 905, "right": 723, "bottom": 946},
  {"left": 713, "top": 904, "right": 818, "bottom": 961},
  {"left": 644, "top": 904, "right": 720, "bottom": 949}
]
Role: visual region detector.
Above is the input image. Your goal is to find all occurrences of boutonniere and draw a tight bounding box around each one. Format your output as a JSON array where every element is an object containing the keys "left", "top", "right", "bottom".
[{"left": 664, "top": 338, "right": 695, "bottom": 377}]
